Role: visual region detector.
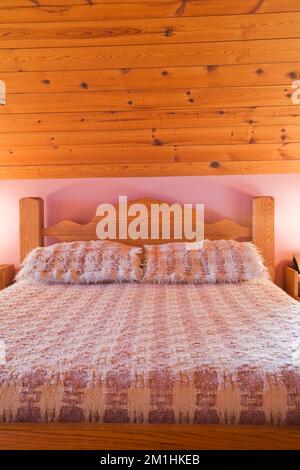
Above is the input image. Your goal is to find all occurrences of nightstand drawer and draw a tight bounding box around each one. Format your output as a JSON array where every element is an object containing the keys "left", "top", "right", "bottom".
[{"left": 0, "top": 264, "right": 15, "bottom": 290}]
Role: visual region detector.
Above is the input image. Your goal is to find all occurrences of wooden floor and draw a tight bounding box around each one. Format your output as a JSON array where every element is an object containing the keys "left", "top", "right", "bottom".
[{"left": 0, "top": 424, "right": 300, "bottom": 450}]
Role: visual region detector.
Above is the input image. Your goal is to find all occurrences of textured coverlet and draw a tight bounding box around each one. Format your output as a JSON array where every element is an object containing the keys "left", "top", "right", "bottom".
[{"left": 0, "top": 280, "right": 300, "bottom": 425}]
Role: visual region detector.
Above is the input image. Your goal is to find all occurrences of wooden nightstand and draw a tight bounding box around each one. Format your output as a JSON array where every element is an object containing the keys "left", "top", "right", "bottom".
[
  {"left": 0, "top": 264, "right": 15, "bottom": 291},
  {"left": 284, "top": 266, "right": 300, "bottom": 301}
]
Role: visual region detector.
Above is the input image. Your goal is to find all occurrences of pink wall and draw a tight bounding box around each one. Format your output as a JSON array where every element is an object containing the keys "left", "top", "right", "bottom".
[{"left": 0, "top": 175, "right": 299, "bottom": 286}]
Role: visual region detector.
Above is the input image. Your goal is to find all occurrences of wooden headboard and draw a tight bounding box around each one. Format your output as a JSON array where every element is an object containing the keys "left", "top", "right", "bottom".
[{"left": 19, "top": 196, "right": 275, "bottom": 279}]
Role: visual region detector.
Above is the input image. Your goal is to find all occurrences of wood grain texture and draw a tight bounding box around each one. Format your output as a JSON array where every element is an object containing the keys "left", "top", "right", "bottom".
[
  {"left": 0, "top": 146, "right": 175, "bottom": 165},
  {"left": 2, "top": 144, "right": 300, "bottom": 167},
  {"left": 284, "top": 266, "right": 300, "bottom": 301},
  {"left": 0, "top": 264, "right": 15, "bottom": 290},
  {"left": 2, "top": 13, "right": 300, "bottom": 49},
  {"left": 1, "top": 126, "right": 300, "bottom": 147},
  {"left": 2, "top": 62, "right": 300, "bottom": 94},
  {"left": 1, "top": 1, "right": 300, "bottom": 23},
  {"left": 175, "top": 144, "right": 300, "bottom": 161},
  {"left": 43, "top": 197, "right": 250, "bottom": 247},
  {"left": 252, "top": 197, "right": 275, "bottom": 280},
  {"left": 1, "top": 107, "right": 300, "bottom": 133},
  {"left": 1, "top": 5, "right": 300, "bottom": 177},
  {"left": 1, "top": 161, "right": 300, "bottom": 180},
  {"left": 0, "top": 424, "right": 300, "bottom": 450},
  {"left": 19, "top": 197, "right": 44, "bottom": 262},
  {"left": 0, "top": 86, "right": 294, "bottom": 113},
  {"left": 2, "top": 39, "right": 300, "bottom": 73},
  {"left": 22, "top": 195, "right": 251, "bottom": 258}
]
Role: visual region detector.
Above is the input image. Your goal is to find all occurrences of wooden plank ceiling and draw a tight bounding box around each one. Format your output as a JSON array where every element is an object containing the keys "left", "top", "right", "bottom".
[{"left": 0, "top": 0, "right": 300, "bottom": 178}]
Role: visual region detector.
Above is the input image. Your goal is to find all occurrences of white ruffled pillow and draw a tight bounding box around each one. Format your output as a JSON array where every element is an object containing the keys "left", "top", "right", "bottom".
[
  {"left": 17, "top": 240, "right": 143, "bottom": 284},
  {"left": 143, "top": 240, "right": 268, "bottom": 284}
]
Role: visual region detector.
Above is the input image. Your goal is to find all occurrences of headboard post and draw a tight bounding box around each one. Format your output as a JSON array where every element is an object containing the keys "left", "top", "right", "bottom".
[
  {"left": 252, "top": 196, "right": 275, "bottom": 280},
  {"left": 19, "top": 197, "right": 44, "bottom": 262}
]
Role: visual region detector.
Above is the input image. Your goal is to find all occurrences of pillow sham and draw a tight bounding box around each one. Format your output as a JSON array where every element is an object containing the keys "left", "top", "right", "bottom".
[
  {"left": 17, "top": 240, "right": 143, "bottom": 284},
  {"left": 143, "top": 239, "right": 268, "bottom": 284}
]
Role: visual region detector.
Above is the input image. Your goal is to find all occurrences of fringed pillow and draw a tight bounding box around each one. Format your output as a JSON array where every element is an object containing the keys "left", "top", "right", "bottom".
[
  {"left": 17, "top": 240, "right": 143, "bottom": 284},
  {"left": 143, "top": 240, "right": 268, "bottom": 284}
]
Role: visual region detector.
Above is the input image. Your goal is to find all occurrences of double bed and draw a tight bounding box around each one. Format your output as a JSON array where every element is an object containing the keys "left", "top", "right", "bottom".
[
  {"left": 1, "top": 195, "right": 300, "bottom": 449},
  {"left": 0, "top": 278, "right": 300, "bottom": 426}
]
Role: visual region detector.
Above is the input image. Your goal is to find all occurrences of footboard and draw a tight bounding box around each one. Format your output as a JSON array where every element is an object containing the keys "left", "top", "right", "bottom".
[{"left": 0, "top": 424, "right": 299, "bottom": 450}]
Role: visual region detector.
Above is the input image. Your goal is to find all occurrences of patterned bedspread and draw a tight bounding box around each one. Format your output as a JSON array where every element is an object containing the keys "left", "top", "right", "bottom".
[{"left": 0, "top": 279, "right": 300, "bottom": 424}]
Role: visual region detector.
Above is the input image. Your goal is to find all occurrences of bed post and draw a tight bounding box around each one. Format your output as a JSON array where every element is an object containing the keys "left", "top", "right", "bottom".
[
  {"left": 252, "top": 196, "right": 275, "bottom": 281},
  {"left": 19, "top": 197, "right": 44, "bottom": 262}
]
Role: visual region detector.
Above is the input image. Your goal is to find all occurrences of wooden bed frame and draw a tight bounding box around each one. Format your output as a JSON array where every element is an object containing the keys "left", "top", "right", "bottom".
[
  {"left": 3, "top": 195, "right": 298, "bottom": 450},
  {"left": 19, "top": 195, "right": 275, "bottom": 278}
]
